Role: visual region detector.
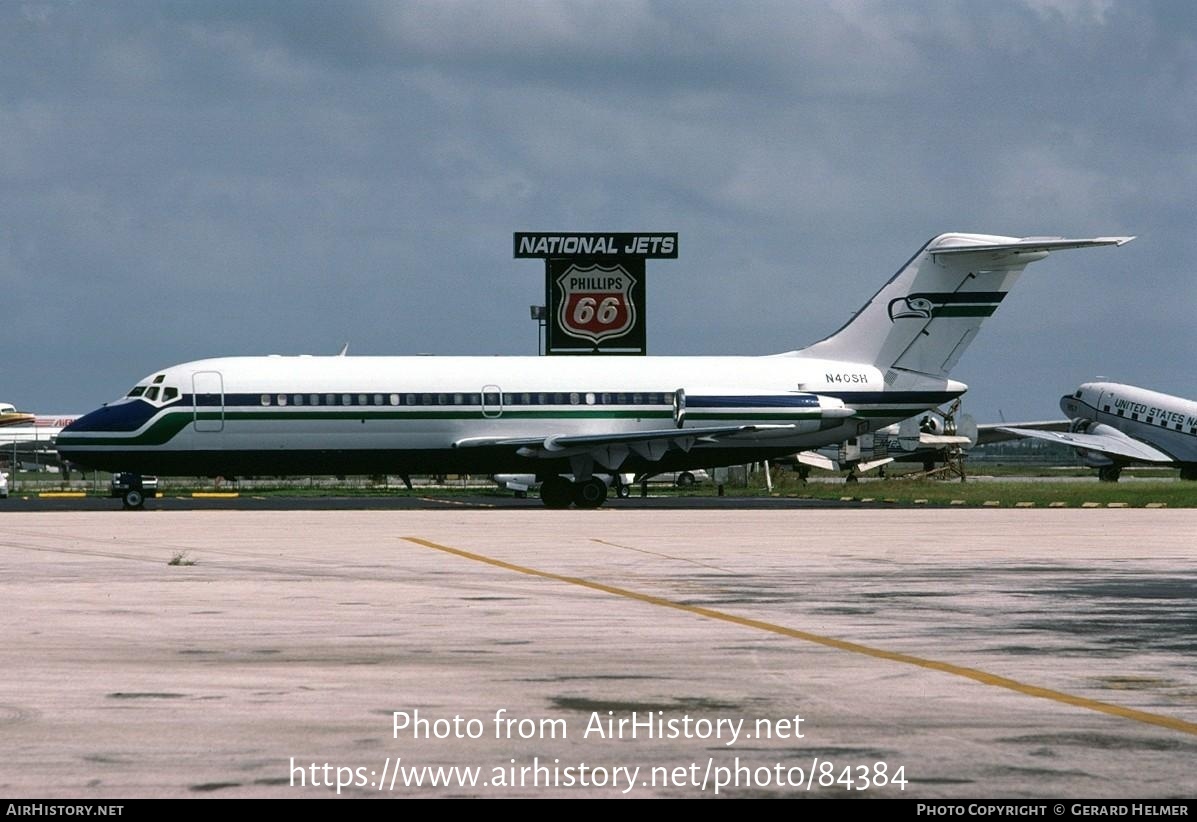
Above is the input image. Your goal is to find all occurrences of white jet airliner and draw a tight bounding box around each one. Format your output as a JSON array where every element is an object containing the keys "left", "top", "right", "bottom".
[
  {"left": 998, "top": 382, "right": 1197, "bottom": 482},
  {"left": 56, "top": 232, "right": 1132, "bottom": 508}
]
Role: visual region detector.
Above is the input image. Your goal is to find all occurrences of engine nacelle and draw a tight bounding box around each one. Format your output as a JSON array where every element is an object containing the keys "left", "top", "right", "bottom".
[
  {"left": 917, "top": 413, "right": 945, "bottom": 435},
  {"left": 1069, "top": 419, "right": 1119, "bottom": 466},
  {"left": 676, "top": 390, "right": 855, "bottom": 435}
]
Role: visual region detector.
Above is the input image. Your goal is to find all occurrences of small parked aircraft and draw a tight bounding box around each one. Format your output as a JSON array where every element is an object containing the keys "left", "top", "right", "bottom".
[{"left": 998, "top": 382, "right": 1197, "bottom": 481}]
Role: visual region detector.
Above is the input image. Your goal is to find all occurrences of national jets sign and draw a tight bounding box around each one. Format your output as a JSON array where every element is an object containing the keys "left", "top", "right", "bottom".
[
  {"left": 514, "top": 233, "right": 677, "bottom": 259},
  {"left": 515, "top": 232, "right": 677, "bottom": 356}
]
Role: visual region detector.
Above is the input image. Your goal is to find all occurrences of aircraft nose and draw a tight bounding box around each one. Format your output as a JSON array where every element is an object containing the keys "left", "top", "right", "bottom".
[{"left": 59, "top": 400, "right": 156, "bottom": 434}]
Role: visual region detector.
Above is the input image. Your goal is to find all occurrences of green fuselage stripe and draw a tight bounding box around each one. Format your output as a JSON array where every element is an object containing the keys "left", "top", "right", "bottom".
[{"left": 59, "top": 406, "right": 905, "bottom": 448}]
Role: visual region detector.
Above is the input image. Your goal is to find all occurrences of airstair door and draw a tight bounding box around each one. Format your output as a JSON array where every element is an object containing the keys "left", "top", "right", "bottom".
[{"left": 192, "top": 371, "right": 225, "bottom": 432}]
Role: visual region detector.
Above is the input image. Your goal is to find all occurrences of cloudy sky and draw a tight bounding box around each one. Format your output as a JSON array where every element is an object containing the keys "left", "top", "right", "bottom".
[{"left": 3, "top": 0, "right": 1194, "bottom": 420}]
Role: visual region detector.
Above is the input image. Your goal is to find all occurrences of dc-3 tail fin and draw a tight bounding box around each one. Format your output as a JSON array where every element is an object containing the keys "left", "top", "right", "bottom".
[{"left": 791, "top": 234, "right": 1133, "bottom": 378}]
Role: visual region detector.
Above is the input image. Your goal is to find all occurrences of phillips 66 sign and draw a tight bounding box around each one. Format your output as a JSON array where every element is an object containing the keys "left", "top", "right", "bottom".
[
  {"left": 555, "top": 263, "right": 637, "bottom": 346},
  {"left": 547, "top": 259, "right": 645, "bottom": 353}
]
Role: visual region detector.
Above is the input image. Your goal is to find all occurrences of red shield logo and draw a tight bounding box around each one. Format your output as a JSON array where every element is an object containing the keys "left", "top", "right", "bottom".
[{"left": 556, "top": 263, "right": 636, "bottom": 344}]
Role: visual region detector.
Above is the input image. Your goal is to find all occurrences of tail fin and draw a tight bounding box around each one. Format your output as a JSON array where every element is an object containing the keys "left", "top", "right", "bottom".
[{"left": 792, "top": 233, "right": 1133, "bottom": 378}]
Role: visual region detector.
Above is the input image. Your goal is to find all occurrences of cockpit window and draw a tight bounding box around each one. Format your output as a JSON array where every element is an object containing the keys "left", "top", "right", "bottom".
[
  {"left": 145, "top": 386, "right": 160, "bottom": 401},
  {"left": 152, "top": 374, "right": 165, "bottom": 384},
  {"left": 162, "top": 387, "right": 179, "bottom": 402},
  {"left": 127, "top": 386, "right": 147, "bottom": 398}
]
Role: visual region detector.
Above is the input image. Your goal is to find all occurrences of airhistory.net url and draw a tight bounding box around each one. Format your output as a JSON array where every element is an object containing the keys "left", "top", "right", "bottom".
[{"left": 289, "top": 756, "right": 908, "bottom": 795}]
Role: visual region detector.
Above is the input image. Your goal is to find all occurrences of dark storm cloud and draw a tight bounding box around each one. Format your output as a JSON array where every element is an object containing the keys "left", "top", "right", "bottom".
[{"left": 2, "top": 1, "right": 1194, "bottom": 418}]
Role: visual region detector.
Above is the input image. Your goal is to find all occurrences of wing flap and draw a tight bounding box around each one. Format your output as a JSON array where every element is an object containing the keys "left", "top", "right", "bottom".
[{"left": 453, "top": 423, "right": 797, "bottom": 451}]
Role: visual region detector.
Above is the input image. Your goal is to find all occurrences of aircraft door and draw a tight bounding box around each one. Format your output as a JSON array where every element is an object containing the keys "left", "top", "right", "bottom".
[
  {"left": 673, "top": 389, "right": 686, "bottom": 428},
  {"left": 481, "top": 384, "right": 503, "bottom": 419},
  {"left": 192, "top": 371, "right": 225, "bottom": 432}
]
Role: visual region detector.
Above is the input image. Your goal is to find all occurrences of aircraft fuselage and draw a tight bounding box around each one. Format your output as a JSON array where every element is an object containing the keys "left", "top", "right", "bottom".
[
  {"left": 56, "top": 354, "right": 962, "bottom": 478},
  {"left": 1063, "top": 382, "right": 1197, "bottom": 464}
]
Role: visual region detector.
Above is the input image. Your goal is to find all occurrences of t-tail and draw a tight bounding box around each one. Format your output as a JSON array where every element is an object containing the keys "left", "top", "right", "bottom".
[{"left": 790, "top": 233, "right": 1134, "bottom": 378}]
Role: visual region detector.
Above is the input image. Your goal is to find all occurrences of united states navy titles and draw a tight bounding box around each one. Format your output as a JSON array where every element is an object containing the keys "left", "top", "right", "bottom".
[{"left": 1113, "top": 397, "right": 1197, "bottom": 428}]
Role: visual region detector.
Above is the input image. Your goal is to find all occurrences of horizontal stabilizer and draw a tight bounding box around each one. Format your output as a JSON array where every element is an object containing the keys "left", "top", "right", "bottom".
[
  {"left": 856, "top": 457, "right": 895, "bottom": 474},
  {"left": 930, "top": 236, "right": 1134, "bottom": 259},
  {"left": 795, "top": 451, "right": 838, "bottom": 472},
  {"left": 917, "top": 434, "right": 973, "bottom": 448}
]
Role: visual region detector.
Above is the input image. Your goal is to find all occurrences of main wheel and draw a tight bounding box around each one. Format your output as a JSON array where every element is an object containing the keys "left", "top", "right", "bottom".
[
  {"left": 572, "top": 477, "right": 608, "bottom": 509},
  {"left": 1098, "top": 465, "right": 1122, "bottom": 483},
  {"left": 122, "top": 488, "right": 145, "bottom": 510},
  {"left": 675, "top": 471, "right": 696, "bottom": 488},
  {"left": 540, "top": 476, "right": 574, "bottom": 509}
]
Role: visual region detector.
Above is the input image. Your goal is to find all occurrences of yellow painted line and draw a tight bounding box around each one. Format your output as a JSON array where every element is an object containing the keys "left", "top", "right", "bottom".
[
  {"left": 403, "top": 536, "right": 1197, "bottom": 738},
  {"left": 37, "top": 492, "right": 87, "bottom": 498},
  {"left": 191, "top": 492, "right": 240, "bottom": 498}
]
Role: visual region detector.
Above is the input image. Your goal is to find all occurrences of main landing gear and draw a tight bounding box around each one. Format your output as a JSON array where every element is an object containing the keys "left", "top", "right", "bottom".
[{"left": 539, "top": 476, "right": 608, "bottom": 509}]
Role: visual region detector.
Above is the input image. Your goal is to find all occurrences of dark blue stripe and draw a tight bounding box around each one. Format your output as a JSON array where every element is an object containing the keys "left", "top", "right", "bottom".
[
  {"left": 819, "top": 391, "right": 963, "bottom": 405},
  {"left": 688, "top": 395, "right": 819, "bottom": 408},
  {"left": 910, "top": 291, "right": 1007, "bottom": 305}
]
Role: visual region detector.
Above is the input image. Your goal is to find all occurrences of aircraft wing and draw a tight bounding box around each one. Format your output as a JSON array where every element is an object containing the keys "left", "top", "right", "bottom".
[
  {"left": 976, "top": 420, "right": 1069, "bottom": 446},
  {"left": 454, "top": 424, "right": 800, "bottom": 466},
  {"left": 995, "top": 426, "right": 1175, "bottom": 464}
]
